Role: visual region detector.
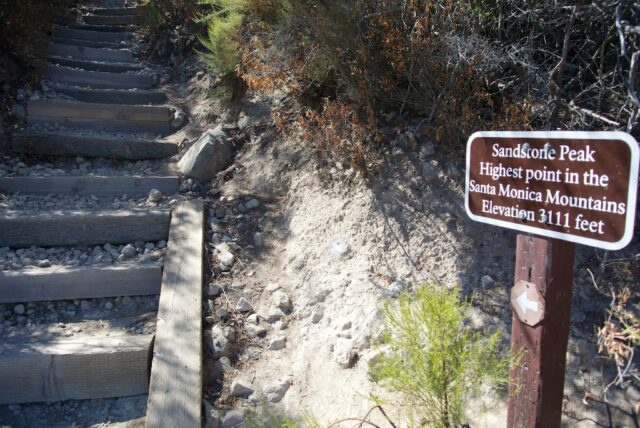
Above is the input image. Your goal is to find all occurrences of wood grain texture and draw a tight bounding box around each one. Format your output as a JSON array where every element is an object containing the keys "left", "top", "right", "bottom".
[
  {"left": 0, "top": 209, "right": 171, "bottom": 248},
  {"left": 12, "top": 131, "right": 178, "bottom": 159},
  {"left": 0, "top": 175, "right": 178, "bottom": 197},
  {"left": 49, "top": 41, "right": 133, "bottom": 62},
  {"left": 51, "top": 37, "right": 123, "bottom": 49},
  {"left": 85, "top": 15, "right": 141, "bottom": 25},
  {"left": 28, "top": 100, "right": 169, "bottom": 122},
  {"left": 47, "top": 56, "right": 143, "bottom": 73},
  {"left": 44, "top": 65, "right": 155, "bottom": 89},
  {"left": 0, "top": 264, "right": 162, "bottom": 303},
  {"left": 0, "top": 334, "right": 152, "bottom": 404},
  {"left": 146, "top": 200, "right": 203, "bottom": 428},
  {"left": 52, "top": 25, "right": 130, "bottom": 42},
  {"left": 49, "top": 86, "right": 167, "bottom": 105}
]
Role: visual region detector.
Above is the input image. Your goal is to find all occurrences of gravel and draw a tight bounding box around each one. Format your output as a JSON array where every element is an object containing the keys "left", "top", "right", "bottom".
[{"left": 0, "top": 242, "right": 166, "bottom": 270}]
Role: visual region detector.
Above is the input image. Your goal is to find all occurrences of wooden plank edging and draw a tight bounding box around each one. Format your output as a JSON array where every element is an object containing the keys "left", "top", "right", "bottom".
[
  {"left": 0, "top": 264, "right": 162, "bottom": 304},
  {"left": 146, "top": 200, "right": 204, "bottom": 428},
  {"left": 0, "top": 334, "right": 153, "bottom": 404}
]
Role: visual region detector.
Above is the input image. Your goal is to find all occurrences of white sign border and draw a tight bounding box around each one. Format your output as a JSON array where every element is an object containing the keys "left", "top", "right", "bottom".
[{"left": 465, "top": 130, "right": 639, "bottom": 251}]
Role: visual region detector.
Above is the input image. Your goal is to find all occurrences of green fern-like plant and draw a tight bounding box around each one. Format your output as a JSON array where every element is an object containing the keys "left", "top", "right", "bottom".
[
  {"left": 196, "top": 0, "right": 247, "bottom": 73},
  {"left": 372, "top": 285, "right": 512, "bottom": 428}
]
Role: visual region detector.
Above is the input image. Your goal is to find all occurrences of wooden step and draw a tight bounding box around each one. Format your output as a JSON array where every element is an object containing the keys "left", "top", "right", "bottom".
[
  {"left": 44, "top": 65, "right": 155, "bottom": 89},
  {"left": 49, "top": 86, "right": 167, "bottom": 105},
  {"left": 0, "top": 334, "right": 152, "bottom": 404},
  {"left": 147, "top": 200, "right": 204, "bottom": 428},
  {"left": 68, "top": 23, "right": 134, "bottom": 33},
  {"left": 0, "top": 208, "right": 171, "bottom": 248},
  {"left": 48, "top": 56, "right": 143, "bottom": 73},
  {"left": 12, "top": 131, "right": 179, "bottom": 160},
  {"left": 27, "top": 100, "right": 173, "bottom": 135},
  {"left": 52, "top": 37, "right": 124, "bottom": 49},
  {"left": 54, "top": 25, "right": 130, "bottom": 42},
  {"left": 49, "top": 42, "right": 134, "bottom": 63},
  {"left": 0, "top": 175, "right": 179, "bottom": 197},
  {"left": 89, "top": 7, "right": 141, "bottom": 16},
  {"left": 0, "top": 264, "right": 162, "bottom": 304},
  {"left": 85, "top": 14, "right": 141, "bottom": 26}
]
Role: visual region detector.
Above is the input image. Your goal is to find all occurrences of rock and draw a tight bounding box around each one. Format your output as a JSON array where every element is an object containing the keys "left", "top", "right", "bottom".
[
  {"left": 247, "top": 313, "right": 259, "bottom": 324},
  {"left": 253, "top": 232, "right": 263, "bottom": 247},
  {"left": 206, "top": 283, "right": 221, "bottom": 297},
  {"left": 259, "top": 307, "right": 284, "bottom": 323},
  {"left": 80, "top": 301, "right": 91, "bottom": 311},
  {"left": 311, "top": 311, "right": 323, "bottom": 324},
  {"left": 104, "top": 301, "right": 113, "bottom": 310},
  {"left": 215, "top": 307, "right": 228, "bottom": 318},
  {"left": 215, "top": 243, "right": 232, "bottom": 253},
  {"left": 422, "top": 160, "right": 440, "bottom": 180},
  {"left": 481, "top": 275, "right": 496, "bottom": 289},
  {"left": 268, "top": 336, "right": 286, "bottom": 350},
  {"left": 218, "top": 251, "right": 234, "bottom": 267},
  {"left": 246, "top": 324, "right": 267, "bottom": 338},
  {"left": 171, "top": 109, "right": 188, "bottom": 128},
  {"left": 178, "top": 128, "right": 234, "bottom": 182},
  {"left": 209, "top": 325, "right": 232, "bottom": 358},
  {"left": 235, "top": 297, "right": 252, "bottom": 312},
  {"left": 222, "top": 409, "right": 246, "bottom": 428},
  {"left": 203, "top": 401, "right": 221, "bottom": 428},
  {"left": 230, "top": 379, "right": 254, "bottom": 398},
  {"left": 244, "top": 199, "right": 260, "bottom": 209},
  {"left": 37, "top": 259, "right": 52, "bottom": 268},
  {"left": 334, "top": 338, "right": 358, "bottom": 369},
  {"left": 11, "top": 104, "right": 26, "bottom": 121},
  {"left": 13, "top": 304, "right": 25, "bottom": 315},
  {"left": 121, "top": 244, "right": 136, "bottom": 259},
  {"left": 271, "top": 291, "right": 292, "bottom": 311},
  {"left": 263, "top": 379, "right": 290, "bottom": 403},
  {"left": 147, "top": 189, "right": 163, "bottom": 203}
]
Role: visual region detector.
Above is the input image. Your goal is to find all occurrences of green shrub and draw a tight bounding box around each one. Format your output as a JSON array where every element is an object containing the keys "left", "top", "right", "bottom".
[
  {"left": 196, "top": 0, "right": 248, "bottom": 73},
  {"left": 373, "top": 285, "right": 512, "bottom": 428}
]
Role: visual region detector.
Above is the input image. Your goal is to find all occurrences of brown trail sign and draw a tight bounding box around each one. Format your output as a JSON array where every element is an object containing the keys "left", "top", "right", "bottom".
[{"left": 465, "top": 131, "right": 639, "bottom": 428}]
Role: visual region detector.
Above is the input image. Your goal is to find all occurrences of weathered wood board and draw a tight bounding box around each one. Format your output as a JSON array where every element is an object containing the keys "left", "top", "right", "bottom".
[
  {"left": 146, "top": 200, "right": 204, "bottom": 428},
  {"left": 0, "top": 209, "right": 171, "bottom": 248},
  {"left": 0, "top": 334, "right": 153, "bottom": 404},
  {"left": 0, "top": 175, "right": 178, "bottom": 197},
  {"left": 0, "top": 264, "right": 162, "bottom": 303}
]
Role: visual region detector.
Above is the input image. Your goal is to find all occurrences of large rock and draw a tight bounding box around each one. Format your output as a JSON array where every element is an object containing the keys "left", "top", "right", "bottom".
[{"left": 178, "top": 128, "right": 233, "bottom": 182}]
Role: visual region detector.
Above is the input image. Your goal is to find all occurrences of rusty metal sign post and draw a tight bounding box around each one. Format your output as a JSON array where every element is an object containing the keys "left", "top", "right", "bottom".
[{"left": 465, "top": 131, "right": 639, "bottom": 427}]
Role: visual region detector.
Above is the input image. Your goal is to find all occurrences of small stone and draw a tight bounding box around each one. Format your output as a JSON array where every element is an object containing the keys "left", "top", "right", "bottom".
[
  {"left": 218, "top": 251, "right": 234, "bottom": 267},
  {"left": 274, "top": 320, "right": 288, "bottom": 331},
  {"left": 147, "top": 189, "right": 163, "bottom": 203},
  {"left": 206, "top": 283, "right": 221, "bottom": 297},
  {"left": 247, "top": 313, "right": 259, "bottom": 324},
  {"left": 13, "top": 304, "right": 25, "bottom": 315},
  {"left": 209, "top": 325, "right": 232, "bottom": 358},
  {"left": 104, "top": 301, "right": 113, "bottom": 310},
  {"left": 334, "top": 338, "right": 358, "bottom": 369},
  {"left": 37, "top": 259, "right": 52, "bottom": 268},
  {"left": 215, "top": 307, "right": 228, "bottom": 318},
  {"left": 311, "top": 311, "right": 323, "bottom": 324},
  {"left": 80, "top": 301, "right": 91, "bottom": 311},
  {"left": 268, "top": 336, "right": 286, "bottom": 350},
  {"left": 121, "top": 244, "right": 136, "bottom": 259},
  {"left": 230, "top": 380, "right": 254, "bottom": 398},
  {"left": 235, "top": 297, "right": 252, "bottom": 313},
  {"left": 260, "top": 307, "right": 284, "bottom": 323},
  {"left": 222, "top": 409, "right": 246, "bottom": 428},
  {"left": 481, "top": 275, "right": 496, "bottom": 289},
  {"left": 246, "top": 324, "right": 267, "bottom": 338},
  {"left": 253, "top": 232, "right": 263, "bottom": 247},
  {"left": 244, "top": 199, "right": 260, "bottom": 210},
  {"left": 271, "top": 290, "right": 292, "bottom": 311},
  {"left": 263, "top": 379, "right": 290, "bottom": 403},
  {"left": 171, "top": 109, "right": 188, "bottom": 128}
]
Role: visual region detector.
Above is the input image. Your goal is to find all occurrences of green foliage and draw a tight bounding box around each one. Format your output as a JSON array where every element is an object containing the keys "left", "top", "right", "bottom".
[
  {"left": 372, "top": 285, "right": 511, "bottom": 428},
  {"left": 196, "top": 0, "right": 247, "bottom": 73}
]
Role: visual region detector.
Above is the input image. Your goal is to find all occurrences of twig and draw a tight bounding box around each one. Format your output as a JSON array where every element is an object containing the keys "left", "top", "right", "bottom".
[{"left": 568, "top": 101, "right": 622, "bottom": 126}]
